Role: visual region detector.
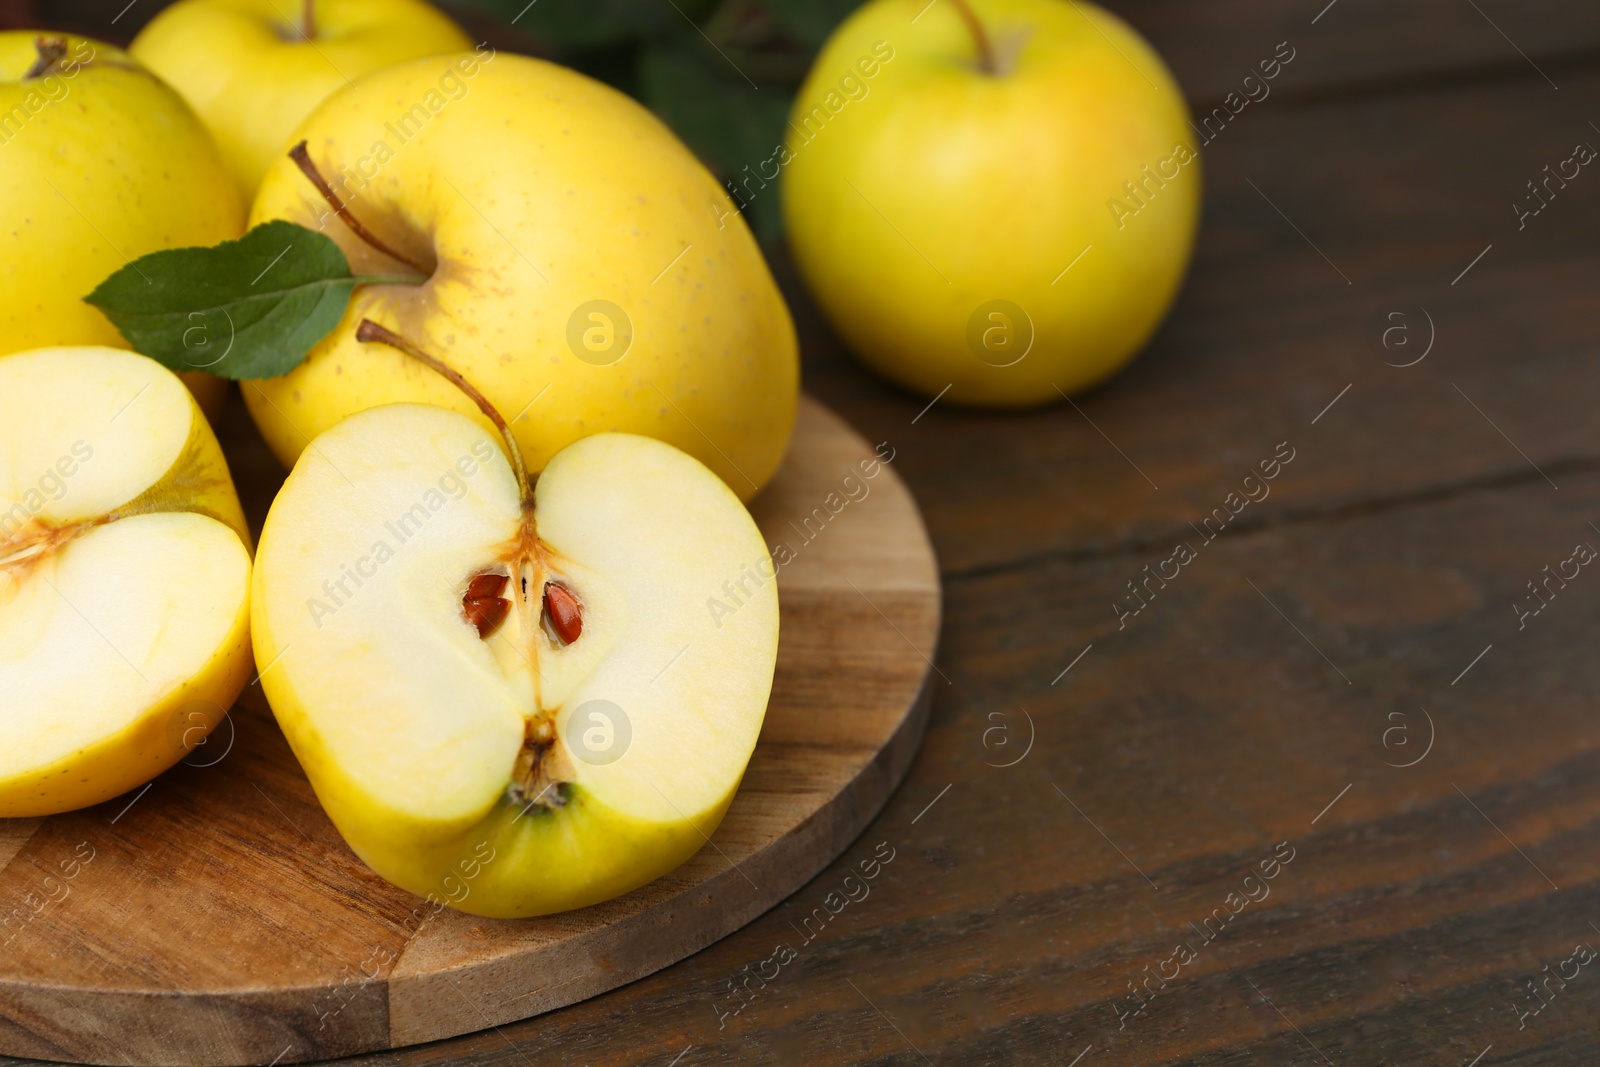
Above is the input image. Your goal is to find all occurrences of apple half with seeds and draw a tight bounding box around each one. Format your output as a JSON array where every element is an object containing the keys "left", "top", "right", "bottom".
[
  {"left": 250, "top": 323, "right": 780, "bottom": 917},
  {"left": 0, "top": 347, "right": 253, "bottom": 817}
]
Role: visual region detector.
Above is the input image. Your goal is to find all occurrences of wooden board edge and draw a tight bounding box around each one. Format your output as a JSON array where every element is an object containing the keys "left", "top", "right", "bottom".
[{"left": 382, "top": 625, "right": 939, "bottom": 1051}]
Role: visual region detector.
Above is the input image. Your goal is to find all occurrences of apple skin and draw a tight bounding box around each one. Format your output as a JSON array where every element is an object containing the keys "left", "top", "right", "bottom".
[
  {"left": 781, "top": 0, "right": 1200, "bottom": 406},
  {"left": 0, "top": 33, "right": 244, "bottom": 418},
  {"left": 0, "top": 347, "right": 254, "bottom": 818},
  {"left": 245, "top": 52, "right": 798, "bottom": 501},
  {"left": 260, "top": 721, "right": 726, "bottom": 918},
  {"left": 131, "top": 0, "right": 472, "bottom": 198},
  {"left": 0, "top": 591, "right": 252, "bottom": 819}
]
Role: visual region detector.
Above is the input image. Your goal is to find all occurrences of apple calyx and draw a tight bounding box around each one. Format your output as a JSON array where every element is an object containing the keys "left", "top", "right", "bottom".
[
  {"left": 947, "top": 0, "right": 996, "bottom": 75},
  {"left": 290, "top": 141, "right": 432, "bottom": 279},
  {"left": 353, "top": 319, "right": 588, "bottom": 810},
  {"left": 511, "top": 715, "right": 576, "bottom": 809}
]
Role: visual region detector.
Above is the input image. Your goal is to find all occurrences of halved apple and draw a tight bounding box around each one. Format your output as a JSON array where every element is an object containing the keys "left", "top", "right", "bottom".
[
  {"left": 251, "top": 391, "right": 780, "bottom": 917},
  {"left": 0, "top": 347, "right": 253, "bottom": 817}
]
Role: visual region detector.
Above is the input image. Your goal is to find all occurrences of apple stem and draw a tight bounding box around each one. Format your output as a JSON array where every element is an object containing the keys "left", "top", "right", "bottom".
[
  {"left": 289, "top": 141, "right": 431, "bottom": 278},
  {"left": 354, "top": 319, "right": 535, "bottom": 510},
  {"left": 946, "top": 0, "right": 996, "bottom": 75},
  {"left": 303, "top": 0, "right": 316, "bottom": 39},
  {"left": 23, "top": 36, "right": 68, "bottom": 79}
]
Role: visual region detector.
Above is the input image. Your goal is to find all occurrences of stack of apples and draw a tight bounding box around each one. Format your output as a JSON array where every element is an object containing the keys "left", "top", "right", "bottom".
[{"left": 0, "top": 0, "right": 794, "bottom": 917}]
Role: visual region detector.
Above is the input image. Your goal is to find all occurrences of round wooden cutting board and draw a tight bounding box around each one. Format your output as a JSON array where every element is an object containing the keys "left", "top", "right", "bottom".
[{"left": 0, "top": 395, "right": 940, "bottom": 1067}]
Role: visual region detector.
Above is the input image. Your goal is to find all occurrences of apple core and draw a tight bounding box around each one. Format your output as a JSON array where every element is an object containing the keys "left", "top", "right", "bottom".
[{"left": 357, "top": 319, "right": 609, "bottom": 815}]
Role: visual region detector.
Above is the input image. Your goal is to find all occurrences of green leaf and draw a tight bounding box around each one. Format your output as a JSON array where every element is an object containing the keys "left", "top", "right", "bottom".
[
  {"left": 467, "top": 0, "right": 680, "bottom": 51},
  {"left": 84, "top": 220, "right": 378, "bottom": 381},
  {"left": 638, "top": 42, "right": 796, "bottom": 244},
  {"left": 761, "top": 0, "right": 866, "bottom": 49}
]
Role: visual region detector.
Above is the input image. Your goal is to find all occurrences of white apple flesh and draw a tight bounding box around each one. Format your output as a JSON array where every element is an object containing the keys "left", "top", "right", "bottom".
[
  {"left": 0, "top": 348, "right": 253, "bottom": 816},
  {"left": 251, "top": 403, "right": 780, "bottom": 917}
]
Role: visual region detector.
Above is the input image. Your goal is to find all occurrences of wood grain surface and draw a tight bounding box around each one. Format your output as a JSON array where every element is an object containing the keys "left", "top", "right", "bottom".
[
  {"left": 3, "top": 0, "right": 1599, "bottom": 1064},
  {"left": 0, "top": 398, "right": 939, "bottom": 1066}
]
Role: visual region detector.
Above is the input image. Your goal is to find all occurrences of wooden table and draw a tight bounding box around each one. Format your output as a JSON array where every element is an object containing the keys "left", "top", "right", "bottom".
[{"left": 9, "top": 1, "right": 1600, "bottom": 1063}]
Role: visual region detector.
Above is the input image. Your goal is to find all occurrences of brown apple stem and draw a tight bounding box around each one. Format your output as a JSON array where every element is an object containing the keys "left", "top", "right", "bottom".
[
  {"left": 303, "top": 0, "right": 316, "bottom": 39},
  {"left": 289, "top": 141, "right": 431, "bottom": 278},
  {"left": 23, "top": 36, "right": 68, "bottom": 79},
  {"left": 946, "top": 0, "right": 996, "bottom": 75},
  {"left": 354, "top": 320, "right": 535, "bottom": 510}
]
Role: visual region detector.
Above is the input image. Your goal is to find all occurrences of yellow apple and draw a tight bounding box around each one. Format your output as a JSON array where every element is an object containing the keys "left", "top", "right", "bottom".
[
  {"left": 781, "top": 0, "right": 1200, "bottom": 405},
  {"left": 0, "top": 32, "right": 244, "bottom": 417},
  {"left": 131, "top": 0, "right": 472, "bottom": 198},
  {"left": 244, "top": 51, "right": 798, "bottom": 501},
  {"left": 252, "top": 390, "right": 779, "bottom": 916},
  {"left": 0, "top": 347, "right": 254, "bottom": 818}
]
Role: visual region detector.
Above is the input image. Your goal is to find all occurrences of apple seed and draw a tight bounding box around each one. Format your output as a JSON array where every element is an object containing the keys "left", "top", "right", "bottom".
[
  {"left": 462, "top": 572, "right": 510, "bottom": 638},
  {"left": 542, "top": 582, "right": 583, "bottom": 645}
]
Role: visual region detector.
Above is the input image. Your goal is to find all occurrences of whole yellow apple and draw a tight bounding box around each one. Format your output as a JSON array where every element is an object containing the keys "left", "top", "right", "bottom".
[
  {"left": 0, "top": 33, "right": 244, "bottom": 415},
  {"left": 131, "top": 0, "right": 472, "bottom": 198},
  {"left": 781, "top": 0, "right": 1200, "bottom": 405},
  {"left": 245, "top": 51, "right": 798, "bottom": 500}
]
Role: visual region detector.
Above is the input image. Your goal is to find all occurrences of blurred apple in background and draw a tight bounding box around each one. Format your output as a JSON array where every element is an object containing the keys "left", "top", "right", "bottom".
[
  {"left": 782, "top": 0, "right": 1200, "bottom": 406},
  {"left": 131, "top": 0, "right": 472, "bottom": 197},
  {"left": 0, "top": 32, "right": 243, "bottom": 416}
]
